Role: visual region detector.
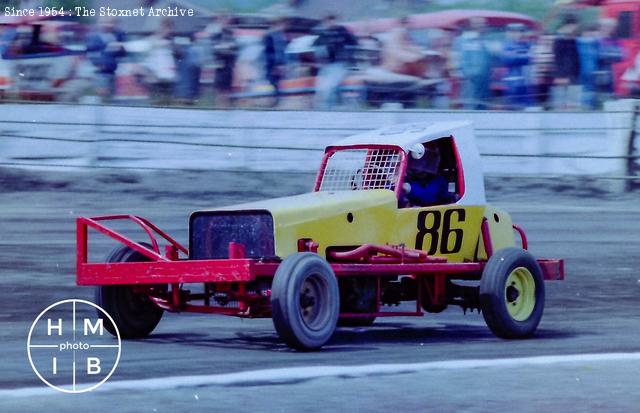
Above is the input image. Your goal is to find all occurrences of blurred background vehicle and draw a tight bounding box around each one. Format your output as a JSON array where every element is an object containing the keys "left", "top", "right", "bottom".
[{"left": 0, "top": 15, "right": 91, "bottom": 101}]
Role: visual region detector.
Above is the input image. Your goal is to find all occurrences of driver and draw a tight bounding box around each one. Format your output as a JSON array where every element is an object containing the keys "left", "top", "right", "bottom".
[{"left": 401, "top": 142, "right": 449, "bottom": 207}]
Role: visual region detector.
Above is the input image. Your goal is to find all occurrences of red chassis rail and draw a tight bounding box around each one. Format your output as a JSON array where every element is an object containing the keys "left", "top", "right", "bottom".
[{"left": 77, "top": 216, "right": 564, "bottom": 318}]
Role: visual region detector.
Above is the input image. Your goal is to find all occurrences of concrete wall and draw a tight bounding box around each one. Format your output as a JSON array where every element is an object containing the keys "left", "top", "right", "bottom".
[{"left": 0, "top": 102, "right": 636, "bottom": 177}]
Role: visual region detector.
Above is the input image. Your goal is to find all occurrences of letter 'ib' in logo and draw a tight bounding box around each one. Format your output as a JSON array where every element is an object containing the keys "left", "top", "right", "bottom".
[{"left": 27, "top": 299, "right": 121, "bottom": 393}]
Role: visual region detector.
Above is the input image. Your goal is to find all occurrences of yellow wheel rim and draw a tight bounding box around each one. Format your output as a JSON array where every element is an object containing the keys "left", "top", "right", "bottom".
[{"left": 505, "top": 267, "right": 536, "bottom": 321}]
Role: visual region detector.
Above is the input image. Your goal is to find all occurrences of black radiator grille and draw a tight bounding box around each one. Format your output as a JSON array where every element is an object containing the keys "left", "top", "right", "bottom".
[{"left": 189, "top": 211, "right": 275, "bottom": 260}]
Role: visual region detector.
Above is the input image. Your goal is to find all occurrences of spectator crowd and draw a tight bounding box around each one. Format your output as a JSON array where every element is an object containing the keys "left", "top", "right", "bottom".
[
  {"left": 448, "top": 14, "right": 624, "bottom": 110},
  {"left": 1, "top": 11, "right": 629, "bottom": 110}
]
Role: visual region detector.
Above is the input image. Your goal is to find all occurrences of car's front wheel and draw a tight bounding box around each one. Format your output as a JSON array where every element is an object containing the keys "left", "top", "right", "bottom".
[
  {"left": 271, "top": 253, "right": 339, "bottom": 350},
  {"left": 479, "top": 248, "right": 545, "bottom": 339}
]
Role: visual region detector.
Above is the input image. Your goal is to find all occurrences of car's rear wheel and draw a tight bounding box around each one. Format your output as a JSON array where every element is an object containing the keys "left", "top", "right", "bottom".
[
  {"left": 95, "top": 244, "right": 164, "bottom": 339},
  {"left": 480, "top": 248, "right": 545, "bottom": 339},
  {"left": 271, "top": 253, "right": 339, "bottom": 350}
]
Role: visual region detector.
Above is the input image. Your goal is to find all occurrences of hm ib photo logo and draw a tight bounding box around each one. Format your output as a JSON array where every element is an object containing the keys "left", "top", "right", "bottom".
[{"left": 27, "top": 299, "right": 121, "bottom": 393}]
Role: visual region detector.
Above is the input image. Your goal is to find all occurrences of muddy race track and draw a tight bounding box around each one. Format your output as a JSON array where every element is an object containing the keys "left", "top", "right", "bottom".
[{"left": 1, "top": 168, "right": 640, "bottom": 412}]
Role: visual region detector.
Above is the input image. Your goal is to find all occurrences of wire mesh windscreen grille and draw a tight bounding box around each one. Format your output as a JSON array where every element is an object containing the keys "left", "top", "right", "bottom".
[{"left": 319, "top": 148, "right": 402, "bottom": 192}]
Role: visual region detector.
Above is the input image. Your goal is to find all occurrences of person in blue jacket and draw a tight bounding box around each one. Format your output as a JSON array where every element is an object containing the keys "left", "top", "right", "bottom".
[
  {"left": 501, "top": 23, "right": 532, "bottom": 109},
  {"left": 85, "top": 17, "right": 126, "bottom": 101},
  {"left": 577, "top": 23, "right": 602, "bottom": 109},
  {"left": 402, "top": 142, "right": 449, "bottom": 207},
  {"left": 453, "top": 17, "right": 493, "bottom": 109},
  {"left": 263, "top": 17, "right": 289, "bottom": 107},
  {"left": 595, "top": 18, "right": 623, "bottom": 103}
]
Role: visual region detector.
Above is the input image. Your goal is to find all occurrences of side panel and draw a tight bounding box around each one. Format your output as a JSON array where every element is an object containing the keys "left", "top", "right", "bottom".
[
  {"left": 394, "top": 205, "right": 486, "bottom": 262},
  {"left": 272, "top": 201, "right": 515, "bottom": 262},
  {"left": 273, "top": 199, "right": 398, "bottom": 258},
  {"left": 477, "top": 206, "right": 516, "bottom": 260}
]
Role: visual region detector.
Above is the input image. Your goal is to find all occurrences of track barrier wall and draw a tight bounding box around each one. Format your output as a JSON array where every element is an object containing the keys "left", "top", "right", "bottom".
[{"left": 1, "top": 100, "right": 639, "bottom": 190}]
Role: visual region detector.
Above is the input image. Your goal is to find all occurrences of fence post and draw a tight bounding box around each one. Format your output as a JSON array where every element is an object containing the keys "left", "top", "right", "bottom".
[
  {"left": 625, "top": 101, "right": 640, "bottom": 192},
  {"left": 91, "top": 98, "right": 103, "bottom": 168}
]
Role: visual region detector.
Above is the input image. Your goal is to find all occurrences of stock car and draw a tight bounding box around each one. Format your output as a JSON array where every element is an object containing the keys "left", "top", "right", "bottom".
[
  {"left": 76, "top": 121, "right": 564, "bottom": 350},
  {"left": 0, "top": 16, "right": 90, "bottom": 101}
]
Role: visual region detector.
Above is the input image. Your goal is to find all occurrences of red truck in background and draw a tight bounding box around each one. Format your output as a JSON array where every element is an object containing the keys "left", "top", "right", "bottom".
[
  {"left": 559, "top": 0, "right": 640, "bottom": 96},
  {"left": 598, "top": 0, "right": 640, "bottom": 96}
]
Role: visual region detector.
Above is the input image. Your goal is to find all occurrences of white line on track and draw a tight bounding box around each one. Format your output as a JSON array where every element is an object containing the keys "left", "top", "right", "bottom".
[{"left": 5, "top": 352, "right": 640, "bottom": 398}]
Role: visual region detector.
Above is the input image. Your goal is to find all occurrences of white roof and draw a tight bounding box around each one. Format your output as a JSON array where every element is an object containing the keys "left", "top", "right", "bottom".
[
  {"left": 329, "top": 121, "right": 486, "bottom": 205},
  {"left": 330, "top": 121, "right": 473, "bottom": 151}
]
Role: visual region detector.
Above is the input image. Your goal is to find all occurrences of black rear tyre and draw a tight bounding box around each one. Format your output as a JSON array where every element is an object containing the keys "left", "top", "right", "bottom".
[
  {"left": 95, "top": 244, "right": 164, "bottom": 339},
  {"left": 480, "top": 248, "right": 545, "bottom": 339},
  {"left": 271, "top": 253, "right": 339, "bottom": 350}
]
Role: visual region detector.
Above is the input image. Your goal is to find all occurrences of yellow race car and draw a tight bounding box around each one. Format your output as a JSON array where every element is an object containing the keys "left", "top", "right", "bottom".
[{"left": 77, "top": 121, "right": 564, "bottom": 350}]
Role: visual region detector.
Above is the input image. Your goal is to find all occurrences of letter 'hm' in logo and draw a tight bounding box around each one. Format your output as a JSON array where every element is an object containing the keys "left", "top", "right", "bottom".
[{"left": 27, "top": 299, "right": 121, "bottom": 393}]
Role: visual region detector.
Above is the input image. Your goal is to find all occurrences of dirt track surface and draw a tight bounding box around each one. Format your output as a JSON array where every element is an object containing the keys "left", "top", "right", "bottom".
[{"left": 2, "top": 168, "right": 640, "bottom": 412}]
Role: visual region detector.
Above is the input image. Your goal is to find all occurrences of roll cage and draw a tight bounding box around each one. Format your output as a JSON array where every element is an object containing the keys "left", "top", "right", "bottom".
[
  {"left": 314, "top": 144, "right": 408, "bottom": 199},
  {"left": 314, "top": 138, "right": 465, "bottom": 204}
]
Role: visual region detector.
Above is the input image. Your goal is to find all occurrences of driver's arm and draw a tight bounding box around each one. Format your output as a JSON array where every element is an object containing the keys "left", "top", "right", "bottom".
[{"left": 405, "top": 176, "right": 448, "bottom": 206}]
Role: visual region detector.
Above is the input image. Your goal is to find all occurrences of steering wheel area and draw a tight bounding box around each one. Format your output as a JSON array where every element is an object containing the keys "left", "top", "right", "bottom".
[{"left": 350, "top": 164, "right": 395, "bottom": 190}]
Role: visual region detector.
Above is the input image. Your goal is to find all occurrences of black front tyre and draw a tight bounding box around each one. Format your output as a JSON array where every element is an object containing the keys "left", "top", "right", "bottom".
[
  {"left": 95, "top": 244, "right": 164, "bottom": 339},
  {"left": 271, "top": 253, "right": 340, "bottom": 350},
  {"left": 480, "top": 247, "right": 545, "bottom": 339}
]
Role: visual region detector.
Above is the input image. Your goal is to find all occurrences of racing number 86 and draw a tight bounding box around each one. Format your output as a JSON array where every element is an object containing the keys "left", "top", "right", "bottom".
[{"left": 415, "top": 209, "right": 465, "bottom": 255}]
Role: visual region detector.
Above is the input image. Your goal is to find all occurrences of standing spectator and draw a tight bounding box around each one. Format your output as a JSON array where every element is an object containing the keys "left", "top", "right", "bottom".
[
  {"left": 426, "top": 30, "right": 452, "bottom": 109},
  {"left": 577, "top": 23, "right": 601, "bottom": 109},
  {"left": 312, "top": 14, "right": 358, "bottom": 110},
  {"left": 174, "top": 35, "right": 202, "bottom": 105},
  {"left": 381, "top": 16, "right": 426, "bottom": 77},
  {"left": 501, "top": 23, "right": 532, "bottom": 109},
  {"left": 263, "top": 17, "right": 289, "bottom": 107},
  {"left": 380, "top": 16, "right": 427, "bottom": 107},
  {"left": 208, "top": 14, "right": 238, "bottom": 108},
  {"left": 0, "top": 25, "right": 17, "bottom": 55},
  {"left": 452, "top": 17, "right": 492, "bottom": 109},
  {"left": 551, "top": 15, "right": 581, "bottom": 110},
  {"left": 85, "top": 17, "right": 125, "bottom": 102},
  {"left": 357, "top": 27, "right": 383, "bottom": 68},
  {"left": 143, "top": 19, "right": 176, "bottom": 105},
  {"left": 596, "top": 18, "right": 623, "bottom": 104},
  {"left": 530, "top": 33, "right": 556, "bottom": 109}
]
